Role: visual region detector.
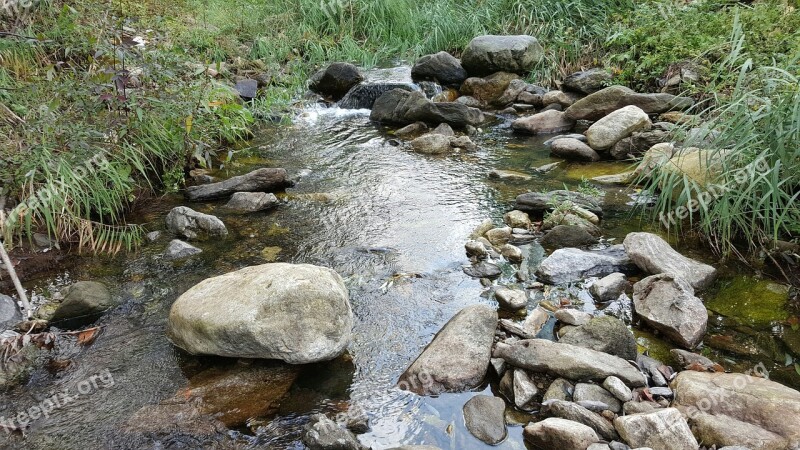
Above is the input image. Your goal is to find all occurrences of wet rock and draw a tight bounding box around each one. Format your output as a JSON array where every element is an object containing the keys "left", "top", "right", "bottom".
[
  {"left": 669, "top": 349, "right": 722, "bottom": 372},
  {"left": 164, "top": 239, "right": 202, "bottom": 260},
  {"left": 303, "top": 413, "right": 366, "bottom": 450},
  {"left": 339, "top": 82, "right": 417, "bottom": 109},
  {"left": 515, "top": 190, "right": 602, "bottom": 217},
  {"left": 185, "top": 168, "right": 292, "bottom": 201},
  {"left": 610, "top": 129, "right": 671, "bottom": 160},
  {"left": 535, "top": 245, "right": 636, "bottom": 285},
  {"left": 543, "top": 378, "right": 574, "bottom": 402},
  {"left": 613, "top": 408, "right": 698, "bottom": 450},
  {"left": 167, "top": 263, "right": 353, "bottom": 363},
  {"left": 603, "top": 376, "right": 632, "bottom": 402},
  {"left": 574, "top": 383, "right": 622, "bottom": 413},
  {"left": 51, "top": 281, "right": 116, "bottom": 328},
  {"left": 395, "top": 121, "right": 428, "bottom": 138},
  {"left": 460, "top": 72, "right": 520, "bottom": 107},
  {"left": 540, "top": 225, "right": 598, "bottom": 249},
  {"left": 504, "top": 210, "right": 532, "bottom": 229},
  {"left": 563, "top": 68, "right": 613, "bottom": 94},
  {"left": 465, "top": 240, "right": 489, "bottom": 258},
  {"left": 309, "top": 62, "right": 364, "bottom": 101},
  {"left": 564, "top": 85, "right": 694, "bottom": 121},
  {"left": 494, "top": 339, "right": 646, "bottom": 386},
  {"left": 500, "top": 244, "right": 523, "bottom": 263},
  {"left": 0, "top": 294, "right": 21, "bottom": 331},
  {"left": 234, "top": 79, "right": 258, "bottom": 100},
  {"left": 632, "top": 273, "right": 707, "bottom": 349},
  {"left": 524, "top": 417, "right": 599, "bottom": 450},
  {"left": 398, "top": 305, "right": 497, "bottom": 395},
  {"left": 554, "top": 309, "right": 593, "bottom": 326},
  {"left": 591, "top": 273, "right": 629, "bottom": 302},
  {"left": 672, "top": 371, "right": 800, "bottom": 443},
  {"left": 551, "top": 137, "right": 601, "bottom": 161},
  {"left": 462, "top": 35, "right": 543, "bottom": 76},
  {"left": 224, "top": 192, "right": 279, "bottom": 213},
  {"left": 410, "top": 133, "right": 452, "bottom": 154},
  {"left": 489, "top": 169, "right": 533, "bottom": 181},
  {"left": 411, "top": 51, "right": 467, "bottom": 86},
  {"left": 463, "top": 395, "right": 507, "bottom": 445},
  {"left": 449, "top": 136, "right": 477, "bottom": 152},
  {"left": 512, "top": 110, "right": 575, "bottom": 134},
  {"left": 464, "top": 261, "right": 502, "bottom": 279},
  {"left": 166, "top": 206, "right": 228, "bottom": 240},
  {"left": 623, "top": 232, "right": 717, "bottom": 291},
  {"left": 586, "top": 105, "right": 652, "bottom": 151},
  {"left": 371, "top": 89, "right": 485, "bottom": 128},
  {"left": 546, "top": 400, "right": 619, "bottom": 441},
  {"left": 689, "top": 411, "right": 788, "bottom": 450},
  {"left": 123, "top": 400, "right": 228, "bottom": 446},
  {"left": 495, "top": 287, "right": 527, "bottom": 311}
]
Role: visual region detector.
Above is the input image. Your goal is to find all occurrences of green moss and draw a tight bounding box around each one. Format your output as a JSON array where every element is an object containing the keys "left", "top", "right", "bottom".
[
  {"left": 633, "top": 329, "right": 676, "bottom": 365},
  {"left": 706, "top": 276, "right": 790, "bottom": 328}
]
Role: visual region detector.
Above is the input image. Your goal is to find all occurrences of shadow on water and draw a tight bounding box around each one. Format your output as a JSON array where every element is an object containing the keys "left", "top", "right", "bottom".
[{"left": 1, "top": 66, "right": 798, "bottom": 450}]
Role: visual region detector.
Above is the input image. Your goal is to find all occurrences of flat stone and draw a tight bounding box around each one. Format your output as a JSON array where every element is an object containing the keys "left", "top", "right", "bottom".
[
  {"left": 495, "top": 287, "right": 527, "bottom": 311},
  {"left": 563, "top": 68, "right": 613, "bottom": 94},
  {"left": 554, "top": 309, "right": 593, "bottom": 326},
  {"left": 0, "top": 294, "right": 21, "bottom": 331},
  {"left": 565, "top": 85, "right": 694, "bottom": 121},
  {"left": 494, "top": 339, "right": 646, "bottom": 386},
  {"left": 303, "top": 413, "right": 365, "bottom": 450},
  {"left": 398, "top": 305, "right": 497, "bottom": 395},
  {"left": 690, "top": 411, "right": 788, "bottom": 450},
  {"left": 546, "top": 400, "right": 619, "bottom": 441},
  {"left": 512, "top": 110, "right": 575, "bottom": 134},
  {"left": 463, "top": 261, "right": 502, "bottom": 279},
  {"left": 524, "top": 417, "right": 599, "bottom": 450},
  {"left": 535, "top": 245, "right": 636, "bottom": 285},
  {"left": 186, "top": 168, "right": 292, "bottom": 201},
  {"left": 234, "top": 79, "right": 258, "bottom": 100},
  {"left": 51, "top": 281, "right": 116, "bottom": 328},
  {"left": 623, "top": 232, "right": 717, "bottom": 291},
  {"left": 488, "top": 169, "right": 533, "bottom": 181},
  {"left": 463, "top": 395, "right": 507, "bottom": 445},
  {"left": 613, "top": 408, "right": 698, "bottom": 450},
  {"left": 574, "top": 383, "right": 622, "bottom": 413},
  {"left": 225, "top": 192, "right": 279, "bottom": 212},
  {"left": 551, "top": 137, "right": 601, "bottom": 162},
  {"left": 540, "top": 225, "right": 598, "bottom": 250},
  {"left": 515, "top": 190, "right": 602, "bottom": 217}
]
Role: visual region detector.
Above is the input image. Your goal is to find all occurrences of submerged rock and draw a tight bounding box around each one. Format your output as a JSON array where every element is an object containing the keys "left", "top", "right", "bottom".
[
  {"left": 309, "top": 62, "right": 364, "bottom": 101},
  {"left": 535, "top": 245, "right": 636, "bottom": 285},
  {"left": 164, "top": 239, "right": 202, "bottom": 260},
  {"left": 51, "top": 281, "right": 116, "bottom": 328},
  {"left": 633, "top": 273, "right": 707, "bottom": 349},
  {"left": 564, "top": 85, "right": 694, "bottom": 121},
  {"left": 623, "top": 232, "right": 717, "bottom": 291},
  {"left": 225, "top": 192, "right": 279, "bottom": 212},
  {"left": 398, "top": 305, "right": 497, "bottom": 395},
  {"left": 166, "top": 206, "right": 228, "bottom": 240},
  {"left": 463, "top": 261, "right": 502, "bottom": 279},
  {"left": 461, "top": 34, "right": 543, "bottom": 76},
  {"left": 185, "top": 168, "right": 292, "bottom": 201},
  {"left": 494, "top": 339, "right": 646, "bottom": 386},
  {"left": 303, "top": 413, "right": 366, "bottom": 450},
  {"left": 167, "top": 263, "right": 353, "bottom": 364},
  {"left": 463, "top": 395, "right": 507, "bottom": 445},
  {"left": 489, "top": 169, "right": 533, "bottom": 181},
  {"left": 515, "top": 190, "right": 602, "bottom": 217},
  {"left": 411, "top": 51, "right": 467, "bottom": 86}
]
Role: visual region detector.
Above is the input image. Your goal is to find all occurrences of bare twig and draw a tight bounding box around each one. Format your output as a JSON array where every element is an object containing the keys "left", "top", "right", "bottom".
[{"left": 0, "top": 240, "right": 32, "bottom": 319}]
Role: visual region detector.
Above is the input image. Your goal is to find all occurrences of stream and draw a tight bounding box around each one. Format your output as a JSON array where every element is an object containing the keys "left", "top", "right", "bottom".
[{"left": 1, "top": 66, "right": 797, "bottom": 450}]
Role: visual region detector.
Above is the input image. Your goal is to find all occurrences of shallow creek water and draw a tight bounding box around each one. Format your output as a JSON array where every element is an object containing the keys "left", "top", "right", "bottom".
[{"left": 1, "top": 67, "right": 797, "bottom": 450}]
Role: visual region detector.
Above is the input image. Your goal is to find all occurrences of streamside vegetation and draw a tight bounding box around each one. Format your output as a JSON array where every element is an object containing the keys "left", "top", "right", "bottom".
[{"left": 0, "top": 0, "right": 798, "bottom": 256}]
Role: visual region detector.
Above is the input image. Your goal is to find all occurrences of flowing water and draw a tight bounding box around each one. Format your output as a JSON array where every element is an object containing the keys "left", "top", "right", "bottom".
[{"left": 1, "top": 67, "right": 797, "bottom": 450}]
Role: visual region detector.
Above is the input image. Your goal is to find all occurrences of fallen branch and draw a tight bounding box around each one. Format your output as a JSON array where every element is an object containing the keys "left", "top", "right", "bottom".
[{"left": 0, "top": 240, "right": 32, "bottom": 319}]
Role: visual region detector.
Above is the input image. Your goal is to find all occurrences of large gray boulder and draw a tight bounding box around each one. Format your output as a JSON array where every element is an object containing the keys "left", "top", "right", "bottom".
[
  {"left": 585, "top": 105, "right": 652, "bottom": 151},
  {"left": 564, "top": 85, "right": 694, "bottom": 121},
  {"left": 523, "top": 417, "right": 599, "bottom": 450},
  {"left": 494, "top": 339, "right": 646, "bottom": 386},
  {"left": 411, "top": 51, "right": 467, "bottom": 86},
  {"left": 613, "top": 408, "right": 698, "bottom": 450},
  {"left": 545, "top": 400, "right": 619, "bottom": 441},
  {"left": 563, "top": 68, "right": 612, "bottom": 94},
  {"left": 370, "top": 89, "right": 484, "bottom": 128},
  {"left": 551, "top": 137, "right": 601, "bottom": 161},
  {"left": 623, "top": 232, "right": 717, "bottom": 291},
  {"left": 672, "top": 371, "right": 800, "bottom": 444},
  {"left": 51, "top": 281, "right": 116, "bottom": 328},
  {"left": 338, "top": 82, "right": 417, "bottom": 109},
  {"left": 165, "top": 206, "right": 228, "bottom": 240},
  {"left": 309, "top": 62, "right": 364, "bottom": 100},
  {"left": 225, "top": 192, "right": 279, "bottom": 213},
  {"left": 398, "top": 305, "right": 496, "bottom": 395},
  {"left": 559, "top": 315, "right": 637, "bottom": 360},
  {"left": 185, "top": 168, "right": 292, "bottom": 201},
  {"left": 512, "top": 110, "right": 575, "bottom": 134},
  {"left": 462, "top": 395, "right": 507, "bottom": 445},
  {"left": 462, "top": 35, "right": 544, "bottom": 76},
  {"left": 633, "top": 273, "right": 707, "bottom": 349},
  {"left": 167, "top": 263, "right": 353, "bottom": 364},
  {"left": 535, "top": 245, "right": 637, "bottom": 285},
  {"left": 0, "top": 294, "right": 21, "bottom": 331}
]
